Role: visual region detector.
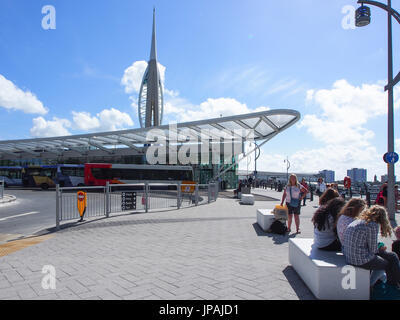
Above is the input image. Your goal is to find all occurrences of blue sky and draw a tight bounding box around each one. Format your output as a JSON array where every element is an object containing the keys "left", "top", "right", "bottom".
[{"left": 0, "top": 0, "right": 399, "bottom": 180}]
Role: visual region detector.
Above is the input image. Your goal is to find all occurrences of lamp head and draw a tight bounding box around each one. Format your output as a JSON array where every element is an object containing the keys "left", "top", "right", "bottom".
[{"left": 355, "top": 4, "right": 371, "bottom": 27}]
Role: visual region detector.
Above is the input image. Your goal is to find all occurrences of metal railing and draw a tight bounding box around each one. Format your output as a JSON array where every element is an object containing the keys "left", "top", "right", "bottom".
[
  {"left": 0, "top": 179, "right": 4, "bottom": 199},
  {"left": 55, "top": 182, "right": 218, "bottom": 230}
]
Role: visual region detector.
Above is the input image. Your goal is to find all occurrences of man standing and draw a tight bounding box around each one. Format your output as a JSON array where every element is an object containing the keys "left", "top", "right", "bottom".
[
  {"left": 317, "top": 177, "right": 326, "bottom": 197},
  {"left": 300, "top": 178, "right": 309, "bottom": 206}
]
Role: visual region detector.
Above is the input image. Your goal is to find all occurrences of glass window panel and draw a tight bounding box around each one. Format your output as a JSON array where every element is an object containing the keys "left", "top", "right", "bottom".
[
  {"left": 255, "top": 122, "right": 275, "bottom": 136},
  {"left": 266, "top": 115, "right": 296, "bottom": 128}
]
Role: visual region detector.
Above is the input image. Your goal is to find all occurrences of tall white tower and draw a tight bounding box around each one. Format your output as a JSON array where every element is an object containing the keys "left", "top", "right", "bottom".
[{"left": 138, "top": 8, "right": 164, "bottom": 128}]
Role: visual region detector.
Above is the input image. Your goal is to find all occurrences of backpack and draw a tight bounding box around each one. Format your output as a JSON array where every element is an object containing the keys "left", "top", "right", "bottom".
[
  {"left": 375, "top": 191, "right": 384, "bottom": 205},
  {"left": 270, "top": 220, "right": 288, "bottom": 235}
]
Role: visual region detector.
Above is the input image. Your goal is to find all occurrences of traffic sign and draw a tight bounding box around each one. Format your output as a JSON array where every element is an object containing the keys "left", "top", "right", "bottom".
[
  {"left": 121, "top": 192, "right": 136, "bottom": 211},
  {"left": 77, "top": 191, "right": 87, "bottom": 221},
  {"left": 383, "top": 152, "right": 399, "bottom": 164}
]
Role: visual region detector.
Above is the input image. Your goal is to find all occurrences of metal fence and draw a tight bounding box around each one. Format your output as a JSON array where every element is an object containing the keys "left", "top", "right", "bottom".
[
  {"left": 0, "top": 179, "right": 4, "bottom": 199},
  {"left": 56, "top": 182, "right": 218, "bottom": 230}
]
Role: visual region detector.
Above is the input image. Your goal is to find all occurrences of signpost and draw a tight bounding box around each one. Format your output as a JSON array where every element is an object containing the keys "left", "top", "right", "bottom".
[
  {"left": 77, "top": 191, "right": 87, "bottom": 222},
  {"left": 121, "top": 192, "right": 136, "bottom": 211},
  {"left": 383, "top": 152, "right": 399, "bottom": 164}
]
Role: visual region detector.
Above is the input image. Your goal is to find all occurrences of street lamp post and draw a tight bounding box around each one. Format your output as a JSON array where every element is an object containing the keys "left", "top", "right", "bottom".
[
  {"left": 355, "top": 0, "right": 397, "bottom": 220},
  {"left": 284, "top": 157, "right": 291, "bottom": 184},
  {"left": 254, "top": 142, "right": 260, "bottom": 181}
]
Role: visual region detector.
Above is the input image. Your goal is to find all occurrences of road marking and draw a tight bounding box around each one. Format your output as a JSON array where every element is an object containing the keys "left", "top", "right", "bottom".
[{"left": 0, "top": 211, "right": 40, "bottom": 222}]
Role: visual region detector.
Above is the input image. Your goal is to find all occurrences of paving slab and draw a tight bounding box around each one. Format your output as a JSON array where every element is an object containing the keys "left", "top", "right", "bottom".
[{"left": 0, "top": 188, "right": 398, "bottom": 300}]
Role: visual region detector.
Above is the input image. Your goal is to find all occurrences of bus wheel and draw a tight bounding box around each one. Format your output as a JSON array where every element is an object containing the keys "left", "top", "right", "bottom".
[
  {"left": 41, "top": 183, "right": 49, "bottom": 190},
  {"left": 77, "top": 183, "right": 85, "bottom": 187}
]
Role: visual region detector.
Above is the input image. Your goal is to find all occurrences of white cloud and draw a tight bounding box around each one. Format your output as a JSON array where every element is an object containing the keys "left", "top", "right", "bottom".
[
  {"left": 121, "top": 61, "right": 148, "bottom": 94},
  {"left": 72, "top": 111, "right": 101, "bottom": 131},
  {"left": 121, "top": 61, "right": 166, "bottom": 94},
  {"left": 96, "top": 108, "right": 134, "bottom": 131},
  {"left": 0, "top": 74, "right": 48, "bottom": 114},
  {"left": 72, "top": 108, "right": 134, "bottom": 132},
  {"left": 293, "top": 79, "right": 400, "bottom": 179},
  {"left": 121, "top": 61, "right": 271, "bottom": 126},
  {"left": 164, "top": 97, "right": 270, "bottom": 123},
  {"left": 300, "top": 79, "right": 399, "bottom": 147},
  {"left": 30, "top": 117, "right": 71, "bottom": 137}
]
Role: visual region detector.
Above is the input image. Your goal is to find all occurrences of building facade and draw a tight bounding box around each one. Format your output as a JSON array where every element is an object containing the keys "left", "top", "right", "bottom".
[
  {"left": 347, "top": 168, "right": 367, "bottom": 183},
  {"left": 319, "top": 170, "right": 335, "bottom": 183}
]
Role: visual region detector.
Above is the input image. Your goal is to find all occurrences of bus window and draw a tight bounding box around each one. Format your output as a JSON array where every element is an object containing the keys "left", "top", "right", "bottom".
[{"left": 60, "top": 167, "right": 84, "bottom": 178}]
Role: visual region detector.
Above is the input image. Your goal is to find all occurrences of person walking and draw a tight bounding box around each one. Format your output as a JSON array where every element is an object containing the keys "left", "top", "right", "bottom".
[
  {"left": 300, "top": 178, "right": 309, "bottom": 206},
  {"left": 281, "top": 174, "right": 306, "bottom": 234}
]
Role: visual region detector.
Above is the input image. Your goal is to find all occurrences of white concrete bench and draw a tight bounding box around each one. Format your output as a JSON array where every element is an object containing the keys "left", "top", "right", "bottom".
[
  {"left": 256, "top": 209, "right": 275, "bottom": 232},
  {"left": 240, "top": 194, "right": 255, "bottom": 205},
  {"left": 289, "top": 238, "right": 370, "bottom": 300}
]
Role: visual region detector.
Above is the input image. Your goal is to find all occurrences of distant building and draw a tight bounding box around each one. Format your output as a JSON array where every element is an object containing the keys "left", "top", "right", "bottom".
[
  {"left": 381, "top": 174, "right": 397, "bottom": 183},
  {"left": 347, "top": 168, "right": 367, "bottom": 183},
  {"left": 319, "top": 170, "right": 335, "bottom": 183},
  {"left": 238, "top": 170, "right": 319, "bottom": 184}
]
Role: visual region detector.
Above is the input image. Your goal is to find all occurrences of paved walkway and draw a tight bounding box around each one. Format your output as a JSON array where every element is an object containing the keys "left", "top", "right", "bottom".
[{"left": 0, "top": 189, "right": 398, "bottom": 300}]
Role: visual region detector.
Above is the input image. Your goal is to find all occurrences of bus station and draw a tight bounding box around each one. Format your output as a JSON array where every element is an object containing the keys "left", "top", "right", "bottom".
[{"left": 0, "top": 2, "right": 399, "bottom": 306}]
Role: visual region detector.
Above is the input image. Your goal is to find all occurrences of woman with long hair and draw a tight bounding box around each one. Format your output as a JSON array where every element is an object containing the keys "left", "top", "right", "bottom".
[
  {"left": 342, "top": 206, "right": 400, "bottom": 289},
  {"left": 319, "top": 188, "right": 340, "bottom": 206},
  {"left": 312, "top": 197, "right": 345, "bottom": 251},
  {"left": 336, "top": 198, "right": 366, "bottom": 244},
  {"left": 280, "top": 174, "right": 306, "bottom": 234}
]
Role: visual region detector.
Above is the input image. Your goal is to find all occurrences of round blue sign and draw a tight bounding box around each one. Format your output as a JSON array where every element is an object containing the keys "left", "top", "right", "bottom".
[{"left": 383, "top": 152, "right": 399, "bottom": 164}]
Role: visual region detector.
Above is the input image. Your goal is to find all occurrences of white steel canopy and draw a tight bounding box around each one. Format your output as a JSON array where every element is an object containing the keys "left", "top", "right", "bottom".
[{"left": 0, "top": 109, "right": 300, "bottom": 160}]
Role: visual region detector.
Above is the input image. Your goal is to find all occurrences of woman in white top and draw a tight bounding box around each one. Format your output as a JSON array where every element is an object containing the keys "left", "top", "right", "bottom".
[
  {"left": 312, "top": 197, "right": 345, "bottom": 251},
  {"left": 281, "top": 174, "right": 306, "bottom": 234}
]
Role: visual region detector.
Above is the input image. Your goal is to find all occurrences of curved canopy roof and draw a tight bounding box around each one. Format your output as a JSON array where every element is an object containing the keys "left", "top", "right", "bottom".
[{"left": 0, "top": 109, "right": 300, "bottom": 160}]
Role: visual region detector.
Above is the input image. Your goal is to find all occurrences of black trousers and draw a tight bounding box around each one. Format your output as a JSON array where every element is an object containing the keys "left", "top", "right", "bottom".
[
  {"left": 319, "top": 239, "right": 342, "bottom": 252},
  {"left": 360, "top": 251, "right": 400, "bottom": 286}
]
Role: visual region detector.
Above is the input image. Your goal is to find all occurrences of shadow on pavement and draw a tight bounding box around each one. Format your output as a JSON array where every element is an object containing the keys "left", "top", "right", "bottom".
[
  {"left": 252, "top": 223, "right": 297, "bottom": 245},
  {"left": 282, "top": 266, "right": 316, "bottom": 300},
  {"left": 41, "top": 214, "right": 256, "bottom": 233}
]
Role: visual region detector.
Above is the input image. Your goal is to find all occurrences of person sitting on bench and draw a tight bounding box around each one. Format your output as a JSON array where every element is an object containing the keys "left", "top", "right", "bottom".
[
  {"left": 336, "top": 198, "right": 367, "bottom": 245},
  {"left": 342, "top": 206, "right": 400, "bottom": 290},
  {"left": 312, "top": 197, "right": 345, "bottom": 251}
]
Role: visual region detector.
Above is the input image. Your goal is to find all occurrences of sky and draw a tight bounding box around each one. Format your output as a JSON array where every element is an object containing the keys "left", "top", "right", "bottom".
[{"left": 0, "top": 0, "right": 400, "bottom": 181}]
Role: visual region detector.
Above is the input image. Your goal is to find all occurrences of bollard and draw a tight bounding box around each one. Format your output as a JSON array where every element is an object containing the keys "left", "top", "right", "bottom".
[
  {"left": 177, "top": 182, "right": 181, "bottom": 209},
  {"left": 105, "top": 182, "right": 110, "bottom": 218},
  {"left": 195, "top": 183, "right": 199, "bottom": 206},
  {"left": 145, "top": 182, "right": 149, "bottom": 213},
  {"left": 56, "top": 184, "right": 60, "bottom": 231},
  {"left": 0, "top": 179, "right": 3, "bottom": 199}
]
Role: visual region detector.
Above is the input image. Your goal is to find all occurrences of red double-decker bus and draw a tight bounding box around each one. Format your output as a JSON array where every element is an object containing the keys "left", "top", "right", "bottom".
[{"left": 84, "top": 163, "right": 194, "bottom": 187}]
